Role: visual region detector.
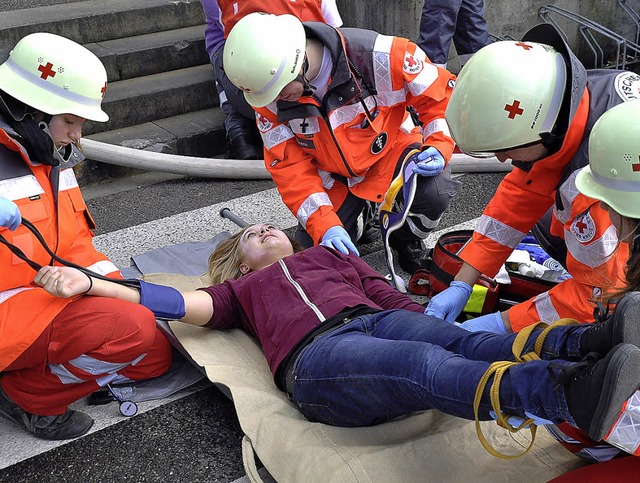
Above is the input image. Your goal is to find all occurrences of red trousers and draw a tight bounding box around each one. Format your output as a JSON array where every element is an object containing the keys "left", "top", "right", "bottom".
[{"left": 1, "top": 296, "right": 173, "bottom": 415}]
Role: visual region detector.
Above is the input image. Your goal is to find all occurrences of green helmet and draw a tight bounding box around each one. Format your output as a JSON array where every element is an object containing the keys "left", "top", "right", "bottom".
[
  {"left": 575, "top": 100, "right": 640, "bottom": 218},
  {"left": 223, "top": 13, "right": 306, "bottom": 108},
  {"left": 445, "top": 39, "right": 567, "bottom": 157},
  {"left": 0, "top": 32, "right": 108, "bottom": 122}
]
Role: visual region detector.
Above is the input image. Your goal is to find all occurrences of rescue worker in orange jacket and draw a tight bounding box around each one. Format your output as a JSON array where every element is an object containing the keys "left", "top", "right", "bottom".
[
  {"left": 202, "top": 0, "right": 342, "bottom": 159},
  {"left": 222, "top": 13, "right": 461, "bottom": 273},
  {"left": 425, "top": 24, "right": 637, "bottom": 333},
  {"left": 0, "top": 33, "right": 172, "bottom": 440}
]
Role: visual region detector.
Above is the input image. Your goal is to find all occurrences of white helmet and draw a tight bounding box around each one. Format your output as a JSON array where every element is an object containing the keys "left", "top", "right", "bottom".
[
  {"left": 223, "top": 13, "right": 306, "bottom": 108},
  {"left": 445, "top": 39, "right": 567, "bottom": 157},
  {"left": 0, "top": 32, "right": 108, "bottom": 122},
  {"left": 575, "top": 100, "right": 640, "bottom": 218}
]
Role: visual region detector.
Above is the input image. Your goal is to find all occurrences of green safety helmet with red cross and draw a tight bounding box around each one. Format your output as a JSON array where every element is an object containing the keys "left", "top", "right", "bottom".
[
  {"left": 0, "top": 32, "right": 109, "bottom": 122},
  {"left": 223, "top": 12, "right": 306, "bottom": 108},
  {"left": 576, "top": 100, "right": 640, "bottom": 218},
  {"left": 445, "top": 37, "right": 567, "bottom": 157}
]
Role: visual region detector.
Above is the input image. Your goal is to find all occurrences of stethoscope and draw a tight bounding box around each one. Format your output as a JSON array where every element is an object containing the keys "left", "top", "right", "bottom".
[
  {"left": 106, "top": 384, "right": 138, "bottom": 417},
  {"left": 0, "top": 217, "right": 142, "bottom": 417}
]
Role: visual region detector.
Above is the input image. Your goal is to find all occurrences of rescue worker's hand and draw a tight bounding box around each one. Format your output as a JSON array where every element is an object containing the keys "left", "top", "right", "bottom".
[
  {"left": 321, "top": 226, "right": 360, "bottom": 256},
  {"left": 0, "top": 197, "right": 21, "bottom": 231},
  {"left": 412, "top": 147, "right": 445, "bottom": 177},
  {"left": 35, "top": 266, "right": 92, "bottom": 298},
  {"left": 458, "top": 311, "right": 507, "bottom": 333},
  {"left": 424, "top": 280, "right": 472, "bottom": 322}
]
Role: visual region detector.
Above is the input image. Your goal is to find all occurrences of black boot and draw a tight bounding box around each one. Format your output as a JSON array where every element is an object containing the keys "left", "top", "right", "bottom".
[
  {"left": 563, "top": 343, "right": 640, "bottom": 441},
  {"left": 227, "top": 132, "right": 262, "bottom": 160},
  {"left": 0, "top": 386, "right": 94, "bottom": 440},
  {"left": 579, "top": 292, "right": 640, "bottom": 356},
  {"left": 389, "top": 237, "right": 429, "bottom": 274}
]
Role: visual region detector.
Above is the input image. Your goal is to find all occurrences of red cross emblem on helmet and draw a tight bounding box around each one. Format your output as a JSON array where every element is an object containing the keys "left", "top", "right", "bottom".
[
  {"left": 38, "top": 61, "right": 56, "bottom": 80},
  {"left": 504, "top": 100, "right": 524, "bottom": 119}
]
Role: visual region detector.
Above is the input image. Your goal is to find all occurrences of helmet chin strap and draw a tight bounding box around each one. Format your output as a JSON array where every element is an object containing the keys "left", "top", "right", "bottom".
[
  {"left": 294, "top": 56, "right": 316, "bottom": 97},
  {"left": 37, "top": 120, "right": 66, "bottom": 166},
  {"left": 539, "top": 130, "right": 565, "bottom": 156}
]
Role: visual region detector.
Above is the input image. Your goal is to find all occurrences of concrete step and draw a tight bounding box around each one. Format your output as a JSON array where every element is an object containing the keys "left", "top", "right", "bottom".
[
  {"left": 87, "top": 25, "right": 209, "bottom": 82},
  {"left": 1, "top": 0, "right": 227, "bottom": 188},
  {"left": 80, "top": 108, "right": 227, "bottom": 185},
  {"left": 0, "top": 0, "right": 85, "bottom": 12},
  {"left": 85, "top": 64, "right": 218, "bottom": 135},
  {"left": 0, "top": 0, "right": 205, "bottom": 61}
]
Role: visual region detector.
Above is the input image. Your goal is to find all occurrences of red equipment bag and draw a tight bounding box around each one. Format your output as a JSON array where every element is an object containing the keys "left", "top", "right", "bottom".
[{"left": 409, "top": 230, "right": 557, "bottom": 315}]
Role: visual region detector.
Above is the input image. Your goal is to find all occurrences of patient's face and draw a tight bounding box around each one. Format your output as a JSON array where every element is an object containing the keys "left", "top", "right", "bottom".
[{"left": 239, "top": 224, "right": 294, "bottom": 273}]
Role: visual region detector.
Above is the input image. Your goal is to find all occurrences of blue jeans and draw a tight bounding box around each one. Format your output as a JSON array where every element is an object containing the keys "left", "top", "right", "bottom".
[{"left": 290, "top": 310, "right": 582, "bottom": 427}]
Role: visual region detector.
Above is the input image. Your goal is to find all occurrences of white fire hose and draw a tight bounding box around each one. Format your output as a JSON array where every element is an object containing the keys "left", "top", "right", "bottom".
[{"left": 82, "top": 138, "right": 512, "bottom": 179}]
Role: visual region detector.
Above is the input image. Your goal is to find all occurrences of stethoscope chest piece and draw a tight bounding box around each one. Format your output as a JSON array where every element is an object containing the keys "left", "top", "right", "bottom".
[{"left": 118, "top": 400, "right": 138, "bottom": 417}]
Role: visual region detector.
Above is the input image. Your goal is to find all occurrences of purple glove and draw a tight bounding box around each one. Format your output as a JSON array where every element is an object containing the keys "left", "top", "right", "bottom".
[
  {"left": 321, "top": 226, "right": 359, "bottom": 256},
  {"left": 411, "top": 147, "right": 445, "bottom": 177},
  {"left": 424, "top": 280, "right": 472, "bottom": 322},
  {"left": 458, "top": 311, "right": 507, "bottom": 333},
  {"left": 0, "top": 197, "right": 21, "bottom": 231}
]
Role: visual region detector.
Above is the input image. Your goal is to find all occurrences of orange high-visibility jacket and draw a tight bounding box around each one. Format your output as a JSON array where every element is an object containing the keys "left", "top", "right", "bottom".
[
  {"left": 217, "top": 0, "right": 334, "bottom": 35},
  {"left": 460, "top": 70, "right": 639, "bottom": 331},
  {"left": 0, "top": 126, "right": 120, "bottom": 370},
  {"left": 255, "top": 22, "right": 455, "bottom": 243}
]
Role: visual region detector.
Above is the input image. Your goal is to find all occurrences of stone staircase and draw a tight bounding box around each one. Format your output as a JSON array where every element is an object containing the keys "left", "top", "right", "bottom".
[{"left": 0, "top": 0, "right": 225, "bottom": 186}]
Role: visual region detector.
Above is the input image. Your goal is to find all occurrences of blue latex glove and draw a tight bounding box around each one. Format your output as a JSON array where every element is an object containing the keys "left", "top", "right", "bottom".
[
  {"left": 411, "top": 147, "right": 445, "bottom": 177},
  {"left": 459, "top": 311, "right": 507, "bottom": 333},
  {"left": 489, "top": 410, "right": 553, "bottom": 428},
  {"left": 139, "top": 280, "right": 186, "bottom": 320},
  {"left": 0, "top": 197, "right": 21, "bottom": 231},
  {"left": 321, "top": 226, "right": 359, "bottom": 256},
  {"left": 424, "top": 280, "right": 472, "bottom": 322}
]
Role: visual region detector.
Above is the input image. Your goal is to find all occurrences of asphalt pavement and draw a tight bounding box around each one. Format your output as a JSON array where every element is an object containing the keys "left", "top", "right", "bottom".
[{"left": 0, "top": 169, "right": 505, "bottom": 482}]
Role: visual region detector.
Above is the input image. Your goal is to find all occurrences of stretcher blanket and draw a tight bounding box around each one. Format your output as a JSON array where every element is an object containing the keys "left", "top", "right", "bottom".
[{"left": 143, "top": 271, "right": 584, "bottom": 483}]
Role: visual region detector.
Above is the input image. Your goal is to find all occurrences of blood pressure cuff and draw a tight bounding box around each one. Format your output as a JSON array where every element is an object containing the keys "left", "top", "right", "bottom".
[
  {"left": 139, "top": 280, "right": 186, "bottom": 320},
  {"left": 408, "top": 230, "right": 556, "bottom": 315}
]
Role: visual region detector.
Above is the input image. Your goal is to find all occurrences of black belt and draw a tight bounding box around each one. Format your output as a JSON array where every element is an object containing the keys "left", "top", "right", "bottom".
[{"left": 279, "top": 306, "right": 380, "bottom": 398}]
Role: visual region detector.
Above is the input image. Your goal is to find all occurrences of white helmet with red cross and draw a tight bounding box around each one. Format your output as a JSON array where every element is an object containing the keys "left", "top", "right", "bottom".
[
  {"left": 576, "top": 100, "right": 640, "bottom": 218},
  {"left": 223, "top": 13, "right": 306, "bottom": 108},
  {"left": 445, "top": 38, "right": 567, "bottom": 157},
  {"left": 0, "top": 32, "right": 109, "bottom": 122}
]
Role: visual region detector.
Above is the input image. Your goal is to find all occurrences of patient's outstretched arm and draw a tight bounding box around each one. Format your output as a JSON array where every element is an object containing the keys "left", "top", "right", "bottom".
[{"left": 35, "top": 265, "right": 213, "bottom": 326}]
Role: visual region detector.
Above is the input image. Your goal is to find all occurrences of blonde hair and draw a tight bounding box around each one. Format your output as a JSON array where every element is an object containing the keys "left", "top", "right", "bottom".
[
  {"left": 208, "top": 228, "right": 248, "bottom": 285},
  {"left": 207, "top": 226, "right": 304, "bottom": 284}
]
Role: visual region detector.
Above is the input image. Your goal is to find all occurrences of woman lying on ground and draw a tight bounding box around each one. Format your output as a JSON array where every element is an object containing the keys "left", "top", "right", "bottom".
[{"left": 34, "top": 217, "right": 640, "bottom": 455}]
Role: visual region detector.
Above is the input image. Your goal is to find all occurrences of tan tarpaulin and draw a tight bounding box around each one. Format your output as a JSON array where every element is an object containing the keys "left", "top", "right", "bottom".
[{"left": 146, "top": 273, "right": 585, "bottom": 483}]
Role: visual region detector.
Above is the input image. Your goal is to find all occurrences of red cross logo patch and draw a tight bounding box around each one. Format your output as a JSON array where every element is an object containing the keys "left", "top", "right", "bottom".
[
  {"left": 571, "top": 212, "right": 596, "bottom": 243},
  {"left": 257, "top": 114, "right": 273, "bottom": 133},
  {"left": 38, "top": 61, "right": 56, "bottom": 80},
  {"left": 403, "top": 53, "right": 423, "bottom": 75},
  {"left": 614, "top": 72, "right": 640, "bottom": 101}
]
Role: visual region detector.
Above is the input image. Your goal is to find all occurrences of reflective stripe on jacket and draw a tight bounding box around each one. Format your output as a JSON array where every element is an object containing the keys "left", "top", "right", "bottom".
[
  {"left": 0, "top": 123, "right": 119, "bottom": 370},
  {"left": 255, "top": 22, "right": 455, "bottom": 243},
  {"left": 460, "top": 70, "right": 639, "bottom": 331}
]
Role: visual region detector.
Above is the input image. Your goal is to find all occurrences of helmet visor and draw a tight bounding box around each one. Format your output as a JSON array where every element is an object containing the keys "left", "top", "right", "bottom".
[{"left": 460, "top": 140, "right": 545, "bottom": 159}]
